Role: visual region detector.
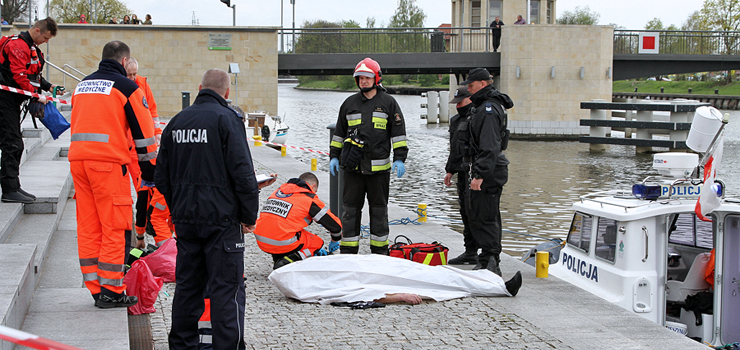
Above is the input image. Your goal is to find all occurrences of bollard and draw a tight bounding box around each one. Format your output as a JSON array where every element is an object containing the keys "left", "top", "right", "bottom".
[
  {"left": 634, "top": 87, "right": 638, "bottom": 92},
  {"left": 253, "top": 135, "right": 262, "bottom": 146},
  {"left": 181, "top": 91, "right": 190, "bottom": 110},
  {"left": 536, "top": 251, "right": 549, "bottom": 278},
  {"left": 715, "top": 89, "right": 719, "bottom": 95},
  {"left": 328, "top": 124, "right": 343, "bottom": 220},
  {"left": 688, "top": 88, "right": 692, "bottom": 94},
  {"left": 281, "top": 146, "right": 286, "bottom": 157},
  {"left": 311, "top": 158, "right": 317, "bottom": 171},
  {"left": 417, "top": 203, "right": 427, "bottom": 222},
  {"left": 660, "top": 87, "right": 664, "bottom": 93}
]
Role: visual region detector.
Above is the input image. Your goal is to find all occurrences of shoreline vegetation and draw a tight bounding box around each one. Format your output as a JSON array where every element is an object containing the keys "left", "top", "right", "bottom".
[{"left": 297, "top": 80, "right": 740, "bottom": 95}]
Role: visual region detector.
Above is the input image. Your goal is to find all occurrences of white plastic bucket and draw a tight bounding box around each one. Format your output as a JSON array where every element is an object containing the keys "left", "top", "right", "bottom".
[
  {"left": 686, "top": 106, "right": 723, "bottom": 153},
  {"left": 665, "top": 321, "right": 688, "bottom": 336}
]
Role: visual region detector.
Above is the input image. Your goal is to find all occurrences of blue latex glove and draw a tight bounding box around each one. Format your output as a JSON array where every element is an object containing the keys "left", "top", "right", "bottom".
[
  {"left": 141, "top": 180, "right": 156, "bottom": 188},
  {"left": 392, "top": 160, "right": 405, "bottom": 178},
  {"left": 329, "top": 158, "right": 340, "bottom": 176},
  {"left": 315, "top": 248, "right": 328, "bottom": 256},
  {"left": 329, "top": 241, "right": 340, "bottom": 253}
]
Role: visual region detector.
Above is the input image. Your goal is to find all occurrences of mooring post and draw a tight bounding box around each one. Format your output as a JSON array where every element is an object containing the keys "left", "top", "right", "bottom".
[
  {"left": 635, "top": 99, "right": 653, "bottom": 154},
  {"left": 589, "top": 99, "right": 607, "bottom": 152}
]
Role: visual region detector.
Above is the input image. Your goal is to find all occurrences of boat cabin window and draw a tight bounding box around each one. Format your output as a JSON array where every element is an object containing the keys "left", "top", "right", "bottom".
[
  {"left": 567, "top": 212, "right": 592, "bottom": 253},
  {"left": 668, "top": 213, "right": 713, "bottom": 249},
  {"left": 595, "top": 218, "right": 618, "bottom": 263}
]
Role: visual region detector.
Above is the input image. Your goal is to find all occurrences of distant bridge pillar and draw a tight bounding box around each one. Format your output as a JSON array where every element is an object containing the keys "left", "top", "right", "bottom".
[
  {"left": 425, "top": 91, "right": 439, "bottom": 124},
  {"left": 670, "top": 99, "right": 693, "bottom": 152}
]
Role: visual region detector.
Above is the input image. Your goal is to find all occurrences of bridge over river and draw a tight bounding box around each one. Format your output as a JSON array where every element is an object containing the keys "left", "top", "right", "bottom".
[{"left": 278, "top": 28, "right": 740, "bottom": 80}]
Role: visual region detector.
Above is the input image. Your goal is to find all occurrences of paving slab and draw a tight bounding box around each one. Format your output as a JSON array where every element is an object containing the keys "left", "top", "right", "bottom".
[
  {"left": 0, "top": 203, "right": 23, "bottom": 244},
  {"left": 4, "top": 214, "right": 61, "bottom": 276},
  {"left": 0, "top": 244, "right": 36, "bottom": 345}
]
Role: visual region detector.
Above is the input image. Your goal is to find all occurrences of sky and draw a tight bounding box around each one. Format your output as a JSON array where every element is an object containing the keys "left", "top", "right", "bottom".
[{"left": 114, "top": 0, "right": 704, "bottom": 30}]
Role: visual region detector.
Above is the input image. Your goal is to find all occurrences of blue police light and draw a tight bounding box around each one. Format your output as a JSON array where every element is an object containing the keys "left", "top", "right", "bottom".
[
  {"left": 712, "top": 183, "right": 723, "bottom": 197},
  {"left": 632, "top": 184, "right": 662, "bottom": 200}
]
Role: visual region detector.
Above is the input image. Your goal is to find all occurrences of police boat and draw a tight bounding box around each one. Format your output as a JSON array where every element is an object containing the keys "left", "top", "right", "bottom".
[
  {"left": 522, "top": 107, "right": 739, "bottom": 346},
  {"left": 247, "top": 111, "right": 290, "bottom": 145}
]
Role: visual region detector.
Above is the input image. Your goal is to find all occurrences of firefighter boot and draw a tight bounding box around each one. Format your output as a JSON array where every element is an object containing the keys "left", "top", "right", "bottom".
[
  {"left": 96, "top": 293, "right": 138, "bottom": 308},
  {"left": 448, "top": 251, "right": 479, "bottom": 265},
  {"left": 505, "top": 271, "right": 523, "bottom": 297}
]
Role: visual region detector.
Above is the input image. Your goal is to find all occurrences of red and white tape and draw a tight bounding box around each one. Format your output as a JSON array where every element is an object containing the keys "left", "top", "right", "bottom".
[
  {"left": 247, "top": 138, "right": 330, "bottom": 156},
  {"left": 0, "top": 325, "right": 82, "bottom": 350},
  {"left": 0, "top": 84, "right": 71, "bottom": 105}
]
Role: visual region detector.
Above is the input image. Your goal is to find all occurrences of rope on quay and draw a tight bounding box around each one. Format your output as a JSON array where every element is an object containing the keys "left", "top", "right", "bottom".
[
  {"left": 246, "top": 137, "right": 330, "bottom": 156},
  {"left": 0, "top": 84, "right": 71, "bottom": 105}
]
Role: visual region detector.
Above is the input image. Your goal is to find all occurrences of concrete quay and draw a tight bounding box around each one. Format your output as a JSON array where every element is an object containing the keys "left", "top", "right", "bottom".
[
  {"left": 0, "top": 120, "right": 707, "bottom": 349},
  {"left": 149, "top": 144, "right": 707, "bottom": 350}
]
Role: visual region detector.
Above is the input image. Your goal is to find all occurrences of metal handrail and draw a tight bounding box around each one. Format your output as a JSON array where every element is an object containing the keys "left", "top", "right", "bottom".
[
  {"left": 46, "top": 61, "right": 83, "bottom": 89},
  {"left": 63, "top": 64, "right": 87, "bottom": 78}
]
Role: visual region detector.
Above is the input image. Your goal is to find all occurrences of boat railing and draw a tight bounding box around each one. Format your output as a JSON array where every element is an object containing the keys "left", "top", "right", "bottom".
[{"left": 579, "top": 191, "right": 656, "bottom": 212}]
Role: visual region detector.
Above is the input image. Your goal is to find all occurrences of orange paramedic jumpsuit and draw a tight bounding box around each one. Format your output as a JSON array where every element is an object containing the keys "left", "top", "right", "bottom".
[
  {"left": 254, "top": 178, "right": 342, "bottom": 261},
  {"left": 69, "top": 58, "right": 157, "bottom": 298}
]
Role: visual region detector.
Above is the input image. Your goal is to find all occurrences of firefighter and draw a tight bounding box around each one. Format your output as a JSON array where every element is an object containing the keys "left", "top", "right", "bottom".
[
  {"left": 69, "top": 41, "right": 157, "bottom": 308},
  {"left": 0, "top": 18, "right": 61, "bottom": 203},
  {"left": 155, "top": 68, "right": 264, "bottom": 350},
  {"left": 254, "top": 172, "right": 342, "bottom": 269},
  {"left": 329, "top": 58, "right": 408, "bottom": 255}
]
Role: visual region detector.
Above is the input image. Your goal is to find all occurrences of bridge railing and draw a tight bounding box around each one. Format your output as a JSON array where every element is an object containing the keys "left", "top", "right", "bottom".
[
  {"left": 281, "top": 27, "right": 495, "bottom": 54},
  {"left": 614, "top": 29, "right": 740, "bottom": 55}
]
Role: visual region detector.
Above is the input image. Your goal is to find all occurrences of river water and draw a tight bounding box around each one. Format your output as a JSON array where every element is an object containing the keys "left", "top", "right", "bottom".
[{"left": 276, "top": 83, "right": 740, "bottom": 256}]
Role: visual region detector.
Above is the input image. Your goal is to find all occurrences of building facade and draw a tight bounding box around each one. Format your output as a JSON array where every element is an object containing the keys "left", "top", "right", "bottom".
[{"left": 451, "top": 0, "right": 557, "bottom": 27}]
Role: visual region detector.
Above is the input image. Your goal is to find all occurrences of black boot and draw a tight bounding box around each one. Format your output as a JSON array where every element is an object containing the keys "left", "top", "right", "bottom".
[
  {"left": 448, "top": 251, "right": 479, "bottom": 265},
  {"left": 17, "top": 188, "right": 36, "bottom": 200},
  {"left": 95, "top": 293, "right": 138, "bottom": 308},
  {"left": 487, "top": 257, "right": 502, "bottom": 277},
  {"left": 1, "top": 191, "right": 34, "bottom": 204},
  {"left": 505, "top": 271, "right": 523, "bottom": 297}
]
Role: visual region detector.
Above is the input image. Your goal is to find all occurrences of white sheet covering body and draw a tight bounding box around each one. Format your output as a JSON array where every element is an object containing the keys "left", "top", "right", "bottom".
[{"left": 268, "top": 254, "right": 511, "bottom": 304}]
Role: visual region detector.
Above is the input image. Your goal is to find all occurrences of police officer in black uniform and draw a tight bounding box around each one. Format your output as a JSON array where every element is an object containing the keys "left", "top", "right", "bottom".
[
  {"left": 456, "top": 68, "right": 513, "bottom": 276},
  {"left": 155, "top": 68, "right": 261, "bottom": 350},
  {"left": 445, "top": 86, "right": 479, "bottom": 265}
]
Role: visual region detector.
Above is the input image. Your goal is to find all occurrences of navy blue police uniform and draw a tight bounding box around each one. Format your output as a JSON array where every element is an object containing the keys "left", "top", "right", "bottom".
[
  {"left": 155, "top": 88, "right": 259, "bottom": 350},
  {"left": 456, "top": 83, "right": 513, "bottom": 275}
]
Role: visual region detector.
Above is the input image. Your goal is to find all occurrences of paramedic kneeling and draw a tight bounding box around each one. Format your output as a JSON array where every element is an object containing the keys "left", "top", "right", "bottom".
[{"left": 254, "top": 172, "right": 342, "bottom": 269}]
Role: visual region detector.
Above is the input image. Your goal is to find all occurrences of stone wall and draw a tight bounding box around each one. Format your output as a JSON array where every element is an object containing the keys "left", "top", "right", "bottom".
[
  {"left": 2, "top": 24, "right": 278, "bottom": 118},
  {"left": 498, "top": 25, "right": 614, "bottom": 138}
]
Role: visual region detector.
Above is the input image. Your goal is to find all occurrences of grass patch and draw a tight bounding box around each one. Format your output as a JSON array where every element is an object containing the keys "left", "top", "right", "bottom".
[
  {"left": 298, "top": 80, "right": 340, "bottom": 89},
  {"left": 613, "top": 80, "right": 740, "bottom": 95}
]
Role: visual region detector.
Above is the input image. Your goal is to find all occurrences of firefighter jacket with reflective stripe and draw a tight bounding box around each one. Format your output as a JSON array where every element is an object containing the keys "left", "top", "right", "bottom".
[
  {"left": 69, "top": 59, "right": 158, "bottom": 181},
  {"left": 154, "top": 89, "right": 260, "bottom": 226},
  {"left": 135, "top": 75, "right": 161, "bottom": 135},
  {"left": 253, "top": 178, "right": 342, "bottom": 253},
  {"left": 0, "top": 31, "right": 51, "bottom": 93},
  {"left": 330, "top": 89, "right": 408, "bottom": 174}
]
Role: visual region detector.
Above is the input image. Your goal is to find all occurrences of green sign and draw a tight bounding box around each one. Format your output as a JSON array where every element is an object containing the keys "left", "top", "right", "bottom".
[{"left": 208, "top": 33, "right": 232, "bottom": 51}]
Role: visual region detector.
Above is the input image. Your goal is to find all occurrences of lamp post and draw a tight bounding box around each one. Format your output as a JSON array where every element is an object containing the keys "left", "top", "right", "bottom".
[
  {"left": 291, "top": 0, "right": 295, "bottom": 52},
  {"left": 280, "top": 0, "right": 284, "bottom": 53},
  {"left": 231, "top": 4, "right": 236, "bottom": 26}
]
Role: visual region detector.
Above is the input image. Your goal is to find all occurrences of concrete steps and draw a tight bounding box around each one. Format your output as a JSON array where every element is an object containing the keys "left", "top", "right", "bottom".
[{"left": 0, "top": 110, "right": 129, "bottom": 349}]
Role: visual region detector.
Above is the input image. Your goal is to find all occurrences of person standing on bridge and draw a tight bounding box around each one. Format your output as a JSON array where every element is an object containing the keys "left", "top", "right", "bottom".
[
  {"left": 489, "top": 16, "right": 504, "bottom": 52},
  {"left": 455, "top": 68, "right": 513, "bottom": 276},
  {"left": 329, "top": 57, "right": 408, "bottom": 255},
  {"left": 0, "top": 17, "right": 61, "bottom": 203}
]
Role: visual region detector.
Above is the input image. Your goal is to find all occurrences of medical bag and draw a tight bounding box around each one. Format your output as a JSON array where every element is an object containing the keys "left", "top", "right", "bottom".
[{"left": 388, "top": 235, "right": 449, "bottom": 266}]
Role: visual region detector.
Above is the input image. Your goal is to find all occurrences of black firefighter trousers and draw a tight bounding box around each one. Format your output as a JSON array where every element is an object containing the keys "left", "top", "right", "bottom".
[
  {"left": 0, "top": 91, "right": 25, "bottom": 193},
  {"left": 169, "top": 223, "right": 246, "bottom": 350},
  {"left": 340, "top": 171, "right": 390, "bottom": 255}
]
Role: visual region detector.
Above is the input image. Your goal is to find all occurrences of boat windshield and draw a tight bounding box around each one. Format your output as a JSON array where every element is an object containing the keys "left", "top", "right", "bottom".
[
  {"left": 567, "top": 212, "right": 592, "bottom": 253},
  {"left": 668, "top": 213, "right": 713, "bottom": 249}
]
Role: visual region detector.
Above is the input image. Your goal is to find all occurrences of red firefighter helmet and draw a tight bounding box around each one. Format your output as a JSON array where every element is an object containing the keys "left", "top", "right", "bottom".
[{"left": 353, "top": 58, "right": 382, "bottom": 86}]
